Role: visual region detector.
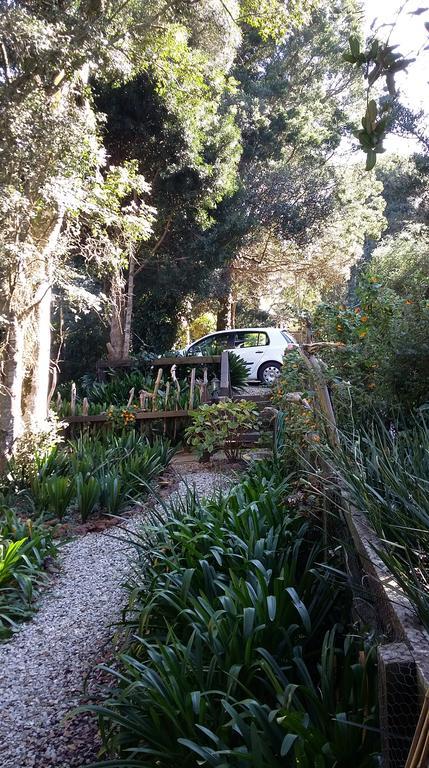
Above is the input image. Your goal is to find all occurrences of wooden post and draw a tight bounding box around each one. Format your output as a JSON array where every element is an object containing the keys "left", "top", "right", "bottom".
[
  {"left": 220, "top": 350, "right": 231, "bottom": 397},
  {"left": 71, "top": 382, "right": 76, "bottom": 416},
  {"left": 378, "top": 643, "right": 419, "bottom": 768},
  {"left": 189, "top": 368, "right": 196, "bottom": 410},
  {"left": 406, "top": 691, "right": 429, "bottom": 768},
  {"left": 126, "top": 387, "right": 135, "bottom": 407},
  {"left": 202, "top": 366, "right": 209, "bottom": 403},
  {"left": 164, "top": 382, "right": 170, "bottom": 410},
  {"left": 164, "top": 382, "right": 170, "bottom": 435},
  {"left": 139, "top": 390, "right": 147, "bottom": 410},
  {"left": 152, "top": 368, "right": 163, "bottom": 411},
  {"left": 82, "top": 397, "right": 89, "bottom": 416},
  {"left": 297, "top": 346, "right": 339, "bottom": 449},
  {"left": 171, "top": 364, "right": 181, "bottom": 407}
]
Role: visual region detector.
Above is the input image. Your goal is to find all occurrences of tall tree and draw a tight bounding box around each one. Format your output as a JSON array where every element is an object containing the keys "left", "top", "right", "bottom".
[
  {"left": 2, "top": 0, "right": 275, "bottom": 460},
  {"left": 204, "top": 0, "right": 367, "bottom": 328}
]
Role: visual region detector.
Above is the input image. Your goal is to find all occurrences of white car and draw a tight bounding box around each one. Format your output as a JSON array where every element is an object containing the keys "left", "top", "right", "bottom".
[{"left": 184, "top": 327, "right": 297, "bottom": 384}]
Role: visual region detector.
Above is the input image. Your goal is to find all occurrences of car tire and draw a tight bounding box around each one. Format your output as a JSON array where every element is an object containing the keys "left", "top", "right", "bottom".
[{"left": 258, "top": 361, "right": 282, "bottom": 385}]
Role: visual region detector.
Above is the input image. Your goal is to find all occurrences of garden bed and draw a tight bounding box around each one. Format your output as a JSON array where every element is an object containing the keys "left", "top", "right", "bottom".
[{"left": 0, "top": 465, "right": 232, "bottom": 768}]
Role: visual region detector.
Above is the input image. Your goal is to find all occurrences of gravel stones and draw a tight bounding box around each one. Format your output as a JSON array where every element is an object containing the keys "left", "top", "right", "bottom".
[{"left": 0, "top": 468, "right": 230, "bottom": 768}]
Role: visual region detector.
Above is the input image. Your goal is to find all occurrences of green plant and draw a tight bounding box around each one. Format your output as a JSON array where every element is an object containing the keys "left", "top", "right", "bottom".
[
  {"left": 7, "top": 415, "right": 65, "bottom": 487},
  {"left": 6, "top": 432, "right": 175, "bottom": 522},
  {"left": 271, "top": 351, "right": 321, "bottom": 464},
  {"left": 99, "top": 474, "right": 124, "bottom": 516},
  {"left": 311, "top": 270, "right": 429, "bottom": 427},
  {"left": 328, "top": 414, "right": 429, "bottom": 630},
  {"left": 84, "top": 460, "right": 379, "bottom": 767},
  {"left": 185, "top": 400, "right": 259, "bottom": 461},
  {"left": 76, "top": 474, "right": 101, "bottom": 522},
  {"left": 0, "top": 507, "right": 57, "bottom": 640},
  {"left": 44, "top": 476, "right": 75, "bottom": 520},
  {"left": 228, "top": 351, "right": 251, "bottom": 389}
]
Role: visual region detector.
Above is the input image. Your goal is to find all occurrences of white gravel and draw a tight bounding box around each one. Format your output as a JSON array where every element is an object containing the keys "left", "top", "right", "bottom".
[{"left": 0, "top": 469, "right": 230, "bottom": 768}]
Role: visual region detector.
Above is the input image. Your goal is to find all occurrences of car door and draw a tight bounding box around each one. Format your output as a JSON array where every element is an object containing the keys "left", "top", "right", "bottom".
[{"left": 233, "top": 331, "right": 270, "bottom": 379}]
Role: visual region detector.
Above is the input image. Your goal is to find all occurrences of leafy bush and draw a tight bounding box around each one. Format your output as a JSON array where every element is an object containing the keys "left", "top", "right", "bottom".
[
  {"left": 43, "top": 476, "right": 75, "bottom": 520},
  {"left": 185, "top": 400, "right": 259, "bottom": 461},
  {"left": 86, "top": 460, "right": 379, "bottom": 767},
  {"left": 312, "top": 271, "right": 429, "bottom": 425},
  {"left": 0, "top": 507, "right": 57, "bottom": 640},
  {"left": 76, "top": 475, "right": 101, "bottom": 522},
  {"left": 6, "top": 414, "right": 65, "bottom": 486},
  {"left": 271, "top": 349, "right": 321, "bottom": 463}
]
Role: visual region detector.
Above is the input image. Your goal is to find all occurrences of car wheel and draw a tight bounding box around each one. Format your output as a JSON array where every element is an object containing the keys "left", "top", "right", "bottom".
[{"left": 258, "top": 361, "right": 282, "bottom": 385}]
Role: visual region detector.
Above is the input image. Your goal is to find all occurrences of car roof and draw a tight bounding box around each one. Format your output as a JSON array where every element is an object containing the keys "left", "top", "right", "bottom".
[
  {"left": 189, "top": 328, "right": 290, "bottom": 344},
  {"left": 201, "top": 327, "right": 282, "bottom": 335}
]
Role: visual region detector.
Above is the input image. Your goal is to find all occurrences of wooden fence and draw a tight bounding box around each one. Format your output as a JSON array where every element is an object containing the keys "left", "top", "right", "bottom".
[{"left": 62, "top": 352, "right": 231, "bottom": 434}]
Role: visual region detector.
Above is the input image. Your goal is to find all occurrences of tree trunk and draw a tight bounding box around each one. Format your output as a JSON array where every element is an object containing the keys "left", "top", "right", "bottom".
[
  {"left": 122, "top": 252, "right": 135, "bottom": 359},
  {"left": 230, "top": 297, "right": 236, "bottom": 329},
  {"left": 217, "top": 263, "right": 235, "bottom": 330},
  {"left": 217, "top": 291, "right": 235, "bottom": 330},
  {"left": 107, "top": 272, "right": 125, "bottom": 360},
  {"left": 24, "top": 212, "right": 63, "bottom": 431},
  {"left": 0, "top": 315, "right": 25, "bottom": 468},
  {"left": 25, "top": 281, "right": 52, "bottom": 431}
]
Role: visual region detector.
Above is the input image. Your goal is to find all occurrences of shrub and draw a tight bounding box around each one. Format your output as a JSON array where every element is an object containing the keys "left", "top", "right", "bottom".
[
  {"left": 228, "top": 351, "right": 251, "bottom": 389},
  {"left": 43, "top": 476, "right": 75, "bottom": 520},
  {"left": 312, "top": 271, "right": 429, "bottom": 425},
  {"left": 76, "top": 475, "right": 101, "bottom": 522},
  {"left": 185, "top": 400, "right": 259, "bottom": 461},
  {"left": 7, "top": 413, "right": 65, "bottom": 486},
  {"left": 271, "top": 350, "right": 321, "bottom": 464}
]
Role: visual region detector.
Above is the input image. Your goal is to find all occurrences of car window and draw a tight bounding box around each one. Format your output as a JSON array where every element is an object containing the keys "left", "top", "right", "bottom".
[
  {"left": 235, "top": 331, "right": 269, "bottom": 348},
  {"left": 281, "top": 330, "right": 293, "bottom": 343},
  {"left": 189, "top": 333, "right": 233, "bottom": 354}
]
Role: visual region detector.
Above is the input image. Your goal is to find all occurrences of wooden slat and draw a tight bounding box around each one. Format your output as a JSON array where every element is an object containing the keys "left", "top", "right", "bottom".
[
  {"left": 220, "top": 350, "right": 231, "bottom": 396},
  {"left": 152, "top": 355, "right": 221, "bottom": 367},
  {"left": 66, "top": 409, "right": 190, "bottom": 424}
]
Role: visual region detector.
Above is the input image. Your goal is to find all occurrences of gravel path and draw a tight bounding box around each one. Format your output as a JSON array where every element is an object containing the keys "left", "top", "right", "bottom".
[{"left": 0, "top": 469, "right": 230, "bottom": 768}]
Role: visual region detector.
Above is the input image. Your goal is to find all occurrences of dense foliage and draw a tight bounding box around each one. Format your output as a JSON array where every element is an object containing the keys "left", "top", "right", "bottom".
[
  {"left": 312, "top": 266, "right": 429, "bottom": 425},
  {"left": 330, "top": 416, "right": 429, "bottom": 632},
  {"left": 7, "top": 432, "right": 175, "bottom": 523},
  {"left": 0, "top": 507, "right": 57, "bottom": 640},
  {"left": 87, "top": 460, "right": 379, "bottom": 767}
]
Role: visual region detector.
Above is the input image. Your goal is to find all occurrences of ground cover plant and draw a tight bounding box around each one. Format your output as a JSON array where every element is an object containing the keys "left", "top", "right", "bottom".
[
  {"left": 6, "top": 432, "right": 176, "bottom": 524},
  {"left": 0, "top": 505, "right": 57, "bottom": 640},
  {"left": 329, "top": 414, "right": 429, "bottom": 633},
  {"left": 86, "top": 459, "right": 380, "bottom": 767}
]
